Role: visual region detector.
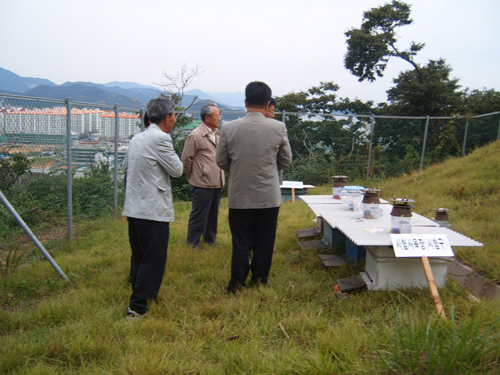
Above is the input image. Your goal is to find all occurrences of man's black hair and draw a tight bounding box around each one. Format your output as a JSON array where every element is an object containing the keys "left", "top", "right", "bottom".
[{"left": 245, "top": 81, "right": 272, "bottom": 107}]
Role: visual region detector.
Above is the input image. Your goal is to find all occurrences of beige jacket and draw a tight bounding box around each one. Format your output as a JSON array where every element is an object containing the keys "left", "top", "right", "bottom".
[
  {"left": 181, "top": 123, "right": 224, "bottom": 189},
  {"left": 216, "top": 112, "right": 292, "bottom": 209}
]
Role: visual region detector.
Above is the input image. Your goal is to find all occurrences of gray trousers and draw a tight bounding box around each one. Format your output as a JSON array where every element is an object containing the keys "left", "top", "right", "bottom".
[{"left": 187, "top": 185, "right": 222, "bottom": 247}]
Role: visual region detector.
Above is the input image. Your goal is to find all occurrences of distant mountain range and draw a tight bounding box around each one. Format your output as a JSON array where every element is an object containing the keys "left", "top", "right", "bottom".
[{"left": 0, "top": 67, "right": 245, "bottom": 110}]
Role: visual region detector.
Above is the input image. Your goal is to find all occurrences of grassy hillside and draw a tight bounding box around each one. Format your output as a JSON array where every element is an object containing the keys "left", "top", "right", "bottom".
[
  {"left": 376, "top": 139, "right": 500, "bottom": 281},
  {"left": 1, "top": 142, "right": 500, "bottom": 374}
]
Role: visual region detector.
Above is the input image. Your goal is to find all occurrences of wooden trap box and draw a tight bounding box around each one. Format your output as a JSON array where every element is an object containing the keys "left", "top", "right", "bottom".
[
  {"left": 297, "top": 240, "right": 328, "bottom": 251},
  {"left": 364, "top": 245, "right": 452, "bottom": 290},
  {"left": 296, "top": 226, "right": 321, "bottom": 239}
]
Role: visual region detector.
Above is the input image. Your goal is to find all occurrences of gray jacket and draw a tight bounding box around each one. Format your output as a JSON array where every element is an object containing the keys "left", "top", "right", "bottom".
[
  {"left": 216, "top": 111, "right": 292, "bottom": 209},
  {"left": 122, "top": 124, "right": 183, "bottom": 222}
]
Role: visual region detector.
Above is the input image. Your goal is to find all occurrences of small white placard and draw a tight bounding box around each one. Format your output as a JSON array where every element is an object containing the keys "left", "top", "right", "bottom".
[
  {"left": 391, "top": 234, "right": 454, "bottom": 257},
  {"left": 282, "top": 181, "right": 304, "bottom": 189}
]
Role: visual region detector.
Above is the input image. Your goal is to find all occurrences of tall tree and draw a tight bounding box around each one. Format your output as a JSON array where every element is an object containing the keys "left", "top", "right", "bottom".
[
  {"left": 387, "top": 59, "right": 463, "bottom": 116},
  {"left": 344, "top": 0, "right": 424, "bottom": 82},
  {"left": 344, "top": 0, "right": 465, "bottom": 119}
]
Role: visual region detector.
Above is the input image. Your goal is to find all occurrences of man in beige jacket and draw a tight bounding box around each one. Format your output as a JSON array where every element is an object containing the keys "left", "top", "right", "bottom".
[{"left": 181, "top": 104, "right": 225, "bottom": 248}]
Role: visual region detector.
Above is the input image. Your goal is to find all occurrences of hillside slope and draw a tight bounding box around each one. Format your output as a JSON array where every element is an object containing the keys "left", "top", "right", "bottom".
[{"left": 377, "top": 140, "right": 500, "bottom": 280}]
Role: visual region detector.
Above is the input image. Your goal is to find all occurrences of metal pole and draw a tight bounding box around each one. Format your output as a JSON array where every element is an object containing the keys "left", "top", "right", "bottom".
[
  {"left": 280, "top": 110, "right": 287, "bottom": 184},
  {"left": 462, "top": 118, "right": 470, "bottom": 157},
  {"left": 113, "top": 104, "right": 119, "bottom": 219},
  {"left": 65, "top": 98, "right": 73, "bottom": 240},
  {"left": 140, "top": 109, "right": 145, "bottom": 132},
  {"left": 420, "top": 116, "right": 430, "bottom": 170},
  {"left": 497, "top": 113, "right": 500, "bottom": 140},
  {"left": 0, "top": 191, "right": 69, "bottom": 281},
  {"left": 366, "top": 116, "right": 375, "bottom": 179}
]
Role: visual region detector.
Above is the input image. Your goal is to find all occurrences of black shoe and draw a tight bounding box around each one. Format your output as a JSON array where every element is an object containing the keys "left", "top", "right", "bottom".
[{"left": 227, "top": 281, "right": 246, "bottom": 294}]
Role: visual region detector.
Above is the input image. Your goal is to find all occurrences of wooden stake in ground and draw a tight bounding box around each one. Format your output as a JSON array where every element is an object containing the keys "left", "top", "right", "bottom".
[
  {"left": 421, "top": 256, "right": 446, "bottom": 319},
  {"left": 291, "top": 187, "right": 295, "bottom": 202}
]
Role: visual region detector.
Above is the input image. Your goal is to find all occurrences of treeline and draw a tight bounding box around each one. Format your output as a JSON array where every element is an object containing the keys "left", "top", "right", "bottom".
[{"left": 271, "top": 81, "right": 499, "bottom": 186}]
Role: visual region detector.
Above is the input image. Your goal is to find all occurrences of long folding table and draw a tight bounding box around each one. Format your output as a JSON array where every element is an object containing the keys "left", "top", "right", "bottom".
[{"left": 299, "top": 195, "right": 483, "bottom": 290}]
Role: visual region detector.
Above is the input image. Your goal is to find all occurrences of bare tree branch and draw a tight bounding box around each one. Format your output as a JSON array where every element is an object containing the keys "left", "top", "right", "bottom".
[{"left": 157, "top": 64, "right": 203, "bottom": 110}]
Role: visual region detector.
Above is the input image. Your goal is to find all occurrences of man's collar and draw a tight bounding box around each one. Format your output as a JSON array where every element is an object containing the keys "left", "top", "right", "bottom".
[
  {"left": 246, "top": 111, "right": 265, "bottom": 117},
  {"left": 201, "top": 122, "right": 218, "bottom": 134}
]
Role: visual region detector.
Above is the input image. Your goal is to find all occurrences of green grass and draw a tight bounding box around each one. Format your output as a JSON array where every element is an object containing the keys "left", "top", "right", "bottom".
[{"left": 1, "top": 142, "right": 500, "bottom": 374}]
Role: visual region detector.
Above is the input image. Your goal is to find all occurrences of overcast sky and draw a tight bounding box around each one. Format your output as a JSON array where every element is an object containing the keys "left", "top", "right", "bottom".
[{"left": 1, "top": 0, "right": 499, "bottom": 104}]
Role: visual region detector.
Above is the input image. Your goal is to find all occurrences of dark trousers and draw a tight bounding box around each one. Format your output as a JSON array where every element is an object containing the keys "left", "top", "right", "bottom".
[
  {"left": 128, "top": 217, "right": 169, "bottom": 314},
  {"left": 187, "top": 185, "right": 222, "bottom": 247},
  {"left": 227, "top": 207, "right": 280, "bottom": 292}
]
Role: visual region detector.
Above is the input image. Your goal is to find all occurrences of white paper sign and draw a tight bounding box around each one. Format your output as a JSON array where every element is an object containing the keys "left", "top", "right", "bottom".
[
  {"left": 282, "top": 181, "right": 304, "bottom": 189},
  {"left": 391, "top": 234, "right": 454, "bottom": 257}
]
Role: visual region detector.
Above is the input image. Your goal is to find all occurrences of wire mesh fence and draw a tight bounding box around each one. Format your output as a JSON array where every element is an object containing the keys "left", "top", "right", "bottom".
[
  {"left": 275, "top": 111, "right": 500, "bottom": 183},
  {"left": 0, "top": 93, "right": 499, "bottom": 250},
  {"left": 0, "top": 95, "right": 141, "bottom": 248}
]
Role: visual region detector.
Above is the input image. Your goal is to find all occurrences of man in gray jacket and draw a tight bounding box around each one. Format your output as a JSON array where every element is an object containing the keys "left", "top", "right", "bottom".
[
  {"left": 181, "top": 104, "right": 225, "bottom": 248},
  {"left": 122, "top": 97, "right": 183, "bottom": 320},
  {"left": 216, "top": 81, "right": 292, "bottom": 293}
]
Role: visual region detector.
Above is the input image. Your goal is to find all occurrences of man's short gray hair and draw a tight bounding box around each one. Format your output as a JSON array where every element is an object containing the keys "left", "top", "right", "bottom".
[
  {"left": 147, "top": 97, "right": 175, "bottom": 124},
  {"left": 200, "top": 104, "right": 216, "bottom": 122}
]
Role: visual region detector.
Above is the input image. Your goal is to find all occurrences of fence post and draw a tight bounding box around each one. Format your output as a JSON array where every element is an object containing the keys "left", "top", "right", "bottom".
[
  {"left": 497, "top": 113, "right": 500, "bottom": 140},
  {"left": 113, "top": 104, "right": 119, "bottom": 219},
  {"left": 366, "top": 116, "right": 375, "bottom": 179},
  {"left": 140, "top": 108, "right": 145, "bottom": 132},
  {"left": 65, "top": 98, "right": 73, "bottom": 240},
  {"left": 420, "top": 116, "right": 430, "bottom": 170},
  {"left": 462, "top": 118, "right": 470, "bottom": 157},
  {"left": 280, "top": 110, "right": 287, "bottom": 183}
]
